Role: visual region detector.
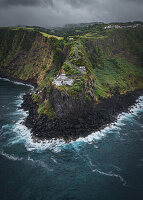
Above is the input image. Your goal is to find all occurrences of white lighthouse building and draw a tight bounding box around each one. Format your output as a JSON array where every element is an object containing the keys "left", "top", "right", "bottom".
[{"left": 53, "top": 70, "right": 73, "bottom": 86}]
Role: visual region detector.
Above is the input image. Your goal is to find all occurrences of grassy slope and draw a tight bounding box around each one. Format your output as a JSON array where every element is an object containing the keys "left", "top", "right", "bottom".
[
  {"left": 0, "top": 27, "right": 143, "bottom": 118},
  {"left": 0, "top": 28, "right": 68, "bottom": 118},
  {"left": 9, "top": 27, "right": 63, "bottom": 40},
  {"left": 81, "top": 27, "right": 143, "bottom": 100},
  {"left": 0, "top": 28, "right": 65, "bottom": 84}
]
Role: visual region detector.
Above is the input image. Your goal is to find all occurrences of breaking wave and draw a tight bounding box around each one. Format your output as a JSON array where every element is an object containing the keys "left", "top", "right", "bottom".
[
  {"left": 0, "top": 77, "right": 34, "bottom": 90},
  {"left": 1, "top": 77, "right": 143, "bottom": 153},
  {"left": 0, "top": 151, "right": 23, "bottom": 161},
  {"left": 8, "top": 94, "right": 143, "bottom": 153}
]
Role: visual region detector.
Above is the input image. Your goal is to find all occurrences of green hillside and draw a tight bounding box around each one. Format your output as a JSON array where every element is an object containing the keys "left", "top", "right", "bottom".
[{"left": 0, "top": 25, "right": 143, "bottom": 118}]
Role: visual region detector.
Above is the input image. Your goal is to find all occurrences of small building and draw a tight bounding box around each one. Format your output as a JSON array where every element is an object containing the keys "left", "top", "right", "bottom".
[
  {"left": 114, "top": 25, "right": 121, "bottom": 29},
  {"left": 133, "top": 24, "right": 139, "bottom": 28},
  {"left": 105, "top": 25, "right": 121, "bottom": 29},
  {"left": 104, "top": 25, "right": 112, "bottom": 29},
  {"left": 79, "top": 66, "right": 86, "bottom": 71},
  {"left": 53, "top": 70, "right": 74, "bottom": 86}
]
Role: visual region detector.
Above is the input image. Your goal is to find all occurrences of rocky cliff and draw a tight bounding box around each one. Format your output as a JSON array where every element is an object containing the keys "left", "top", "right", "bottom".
[{"left": 0, "top": 26, "right": 143, "bottom": 140}]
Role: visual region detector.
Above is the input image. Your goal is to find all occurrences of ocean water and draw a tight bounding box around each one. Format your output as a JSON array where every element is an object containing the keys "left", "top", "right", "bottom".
[{"left": 0, "top": 78, "right": 143, "bottom": 200}]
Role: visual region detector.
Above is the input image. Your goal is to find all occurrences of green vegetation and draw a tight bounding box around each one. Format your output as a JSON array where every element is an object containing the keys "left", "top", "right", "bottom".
[
  {"left": 40, "top": 32, "right": 63, "bottom": 40},
  {"left": 38, "top": 99, "right": 55, "bottom": 118},
  {"left": 62, "top": 63, "right": 80, "bottom": 76},
  {"left": 14, "top": 64, "right": 35, "bottom": 80},
  {"left": 92, "top": 57, "right": 143, "bottom": 99},
  {"left": 66, "top": 76, "right": 85, "bottom": 95},
  {"left": 0, "top": 23, "right": 143, "bottom": 117},
  {"left": 32, "top": 93, "right": 42, "bottom": 103},
  {"left": 0, "top": 28, "right": 39, "bottom": 65}
]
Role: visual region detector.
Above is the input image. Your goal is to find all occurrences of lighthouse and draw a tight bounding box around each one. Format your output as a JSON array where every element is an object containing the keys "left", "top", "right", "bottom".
[
  {"left": 61, "top": 70, "right": 66, "bottom": 80},
  {"left": 53, "top": 69, "right": 73, "bottom": 86}
]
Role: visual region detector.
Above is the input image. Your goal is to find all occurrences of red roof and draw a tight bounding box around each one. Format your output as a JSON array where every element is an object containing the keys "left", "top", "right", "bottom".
[{"left": 62, "top": 70, "right": 65, "bottom": 74}]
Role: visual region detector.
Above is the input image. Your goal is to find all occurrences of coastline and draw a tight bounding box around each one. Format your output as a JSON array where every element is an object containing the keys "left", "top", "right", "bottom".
[
  {"left": 0, "top": 75, "right": 37, "bottom": 88},
  {"left": 21, "top": 88, "right": 143, "bottom": 141},
  {"left": 1, "top": 76, "right": 143, "bottom": 142}
]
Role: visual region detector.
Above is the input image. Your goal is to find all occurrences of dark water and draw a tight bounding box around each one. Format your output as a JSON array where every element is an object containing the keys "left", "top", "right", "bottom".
[{"left": 0, "top": 78, "right": 143, "bottom": 200}]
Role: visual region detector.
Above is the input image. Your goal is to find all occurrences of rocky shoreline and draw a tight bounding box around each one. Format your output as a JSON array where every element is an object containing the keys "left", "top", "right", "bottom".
[
  {"left": 1, "top": 75, "right": 143, "bottom": 141},
  {"left": 0, "top": 74, "right": 37, "bottom": 87},
  {"left": 22, "top": 89, "right": 143, "bottom": 141}
]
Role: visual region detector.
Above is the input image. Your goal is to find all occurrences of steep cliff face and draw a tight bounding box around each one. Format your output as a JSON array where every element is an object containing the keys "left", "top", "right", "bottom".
[
  {"left": 84, "top": 27, "right": 143, "bottom": 66},
  {"left": 0, "top": 27, "right": 143, "bottom": 139},
  {"left": 49, "top": 86, "right": 93, "bottom": 119},
  {"left": 0, "top": 28, "right": 66, "bottom": 85},
  {"left": 82, "top": 27, "right": 143, "bottom": 96}
]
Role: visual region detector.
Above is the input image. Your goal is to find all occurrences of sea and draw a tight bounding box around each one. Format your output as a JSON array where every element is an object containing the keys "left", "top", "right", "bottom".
[{"left": 0, "top": 78, "right": 143, "bottom": 200}]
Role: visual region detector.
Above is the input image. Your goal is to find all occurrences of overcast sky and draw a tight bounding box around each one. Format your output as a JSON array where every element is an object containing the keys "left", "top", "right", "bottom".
[{"left": 0, "top": 0, "right": 143, "bottom": 27}]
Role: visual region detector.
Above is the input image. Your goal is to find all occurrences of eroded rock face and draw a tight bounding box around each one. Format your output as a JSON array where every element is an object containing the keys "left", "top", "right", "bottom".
[
  {"left": 49, "top": 86, "right": 91, "bottom": 119},
  {"left": 1, "top": 28, "right": 143, "bottom": 141},
  {"left": 22, "top": 88, "right": 143, "bottom": 141}
]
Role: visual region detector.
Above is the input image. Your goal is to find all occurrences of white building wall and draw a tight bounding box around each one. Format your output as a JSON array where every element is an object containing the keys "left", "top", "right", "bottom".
[
  {"left": 53, "top": 74, "right": 74, "bottom": 86},
  {"left": 53, "top": 80, "right": 62, "bottom": 86}
]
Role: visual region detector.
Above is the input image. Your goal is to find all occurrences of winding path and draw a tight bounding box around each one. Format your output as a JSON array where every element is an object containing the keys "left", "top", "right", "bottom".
[
  {"left": 66, "top": 45, "right": 86, "bottom": 75},
  {"left": 66, "top": 61, "right": 85, "bottom": 75},
  {"left": 75, "top": 46, "right": 81, "bottom": 59}
]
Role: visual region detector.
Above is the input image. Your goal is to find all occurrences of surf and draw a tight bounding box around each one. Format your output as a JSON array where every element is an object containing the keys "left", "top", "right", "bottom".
[
  {"left": 1, "top": 78, "right": 143, "bottom": 153},
  {"left": 10, "top": 93, "right": 143, "bottom": 153}
]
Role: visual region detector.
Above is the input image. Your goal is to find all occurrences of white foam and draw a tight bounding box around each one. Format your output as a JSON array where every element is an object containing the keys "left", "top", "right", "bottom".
[
  {"left": 11, "top": 95, "right": 143, "bottom": 152},
  {"left": 0, "top": 150, "right": 53, "bottom": 171},
  {"left": 94, "top": 168, "right": 126, "bottom": 186},
  {"left": 0, "top": 151, "right": 23, "bottom": 161},
  {"left": 11, "top": 114, "right": 65, "bottom": 153},
  {"left": 62, "top": 95, "right": 143, "bottom": 148},
  {"left": 88, "top": 159, "right": 126, "bottom": 186},
  {"left": 0, "top": 77, "right": 34, "bottom": 90},
  {"left": 51, "top": 157, "right": 57, "bottom": 163},
  {"left": 27, "top": 156, "right": 54, "bottom": 171},
  {"left": 4, "top": 77, "right": 143, "bottom": 153},
  {"left": 2, "top": 90, "right": 63, "bottom": 152}
]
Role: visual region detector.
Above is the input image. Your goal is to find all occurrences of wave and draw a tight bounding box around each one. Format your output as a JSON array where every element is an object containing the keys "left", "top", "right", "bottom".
[
  {"left": 51, "top": 156, "right": 57, "bottom": 163},
  {"left": 3, "top": 76, "right": 143, "bottom": 152},
  {"left": 94, "top": 168, "right": 126, "bottom": 186},
  {"left": 64, "top": 95, "right": 143, "bottom": 148},
  {"left": 0, "top": 151, "right": 23, "bottom": 161},
  {"left": 10, "top": 95, "right": 143, "bottom": 153},
  {"left": 0, "top": 77, "right": 34, "bottom": 90},
  {"left": 11, "top": 115, "right": 65, "bottom": 153},
  {"left": 0, "top": 150, "right": 53, "bottom": 171},
  {"left": 0, "top": 88, "right": 64, "bottom": 152},
  {"left": 87, "top": 159, "right": 126, "bottom": 186},
  {"left": 116, "top": 96, "right": 143, "bottom": 123},
  {"left": 27, "top": 156, "right": 54, "bottom": 171}
]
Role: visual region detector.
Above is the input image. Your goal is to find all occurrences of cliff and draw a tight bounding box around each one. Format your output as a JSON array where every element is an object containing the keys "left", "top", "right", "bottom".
[{"left": 0, "top": 26, "right": 143, "bottom": 140}]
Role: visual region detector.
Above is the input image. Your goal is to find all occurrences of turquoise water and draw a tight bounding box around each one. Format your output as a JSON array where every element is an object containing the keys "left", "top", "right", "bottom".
[{"left": 0, "top": 78, "right": 143, "bottom": 200}]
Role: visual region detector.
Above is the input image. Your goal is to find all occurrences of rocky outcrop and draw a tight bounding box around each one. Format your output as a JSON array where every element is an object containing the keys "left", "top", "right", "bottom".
[
  {"left": 1, "top": 27, "right": 143, "bottom": 141},
  {"left": 22, "top": 88, "right": 143, "bottom": 141},
  {"left": 49, "top": 86, "right": 92, "bottom": 119}
]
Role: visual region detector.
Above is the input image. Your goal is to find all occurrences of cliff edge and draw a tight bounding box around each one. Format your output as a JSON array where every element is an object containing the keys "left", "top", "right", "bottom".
[{"left": 0, "top": 25, "right": 143, "bottom": 140}]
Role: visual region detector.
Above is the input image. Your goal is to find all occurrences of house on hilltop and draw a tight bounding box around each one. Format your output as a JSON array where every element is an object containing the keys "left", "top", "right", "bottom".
[
  {"left": 69, "top": 38, "right": 74, "bottom": 41},
  {"left": 53, "top": 70, "right": 74, "bottom": 86},
  {"left": 79, "top": 66, "right": 86, "bottom": 71}
]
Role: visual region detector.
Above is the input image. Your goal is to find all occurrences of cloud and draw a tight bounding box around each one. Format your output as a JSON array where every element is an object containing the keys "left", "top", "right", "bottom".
[
  {"left": 120, "top": 0, "right": 143, "bottom": 4},
  {"left": 65, "top": 0, "right": 97, "bottom": 8},
  {"left": 0, "top": 0, "right": 143, "bottom": 27},
  {"left": 0, "top": 0, "right": 53, "bottom": 7}
]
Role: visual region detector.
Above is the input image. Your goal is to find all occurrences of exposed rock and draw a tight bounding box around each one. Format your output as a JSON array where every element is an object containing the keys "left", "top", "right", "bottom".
[{"left": 22, "top": 88, "right": 143, "bottom": 141}]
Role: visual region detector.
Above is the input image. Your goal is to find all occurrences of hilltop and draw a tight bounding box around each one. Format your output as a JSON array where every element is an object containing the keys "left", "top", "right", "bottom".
[{"left": 0, "top": 23, "right": 143, "bottom": 140}]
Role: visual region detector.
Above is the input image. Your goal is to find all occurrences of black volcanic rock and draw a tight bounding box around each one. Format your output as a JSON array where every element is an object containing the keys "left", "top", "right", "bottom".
[{"left": 21, "top": 89, "right": 143, "bottom": 141}]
